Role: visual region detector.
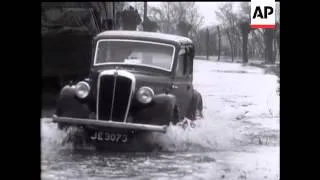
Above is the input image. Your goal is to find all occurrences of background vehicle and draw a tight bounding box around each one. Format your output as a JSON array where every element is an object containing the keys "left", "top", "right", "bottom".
[{"left": 42, "top": 2, "right": 116, "bottom": 96}]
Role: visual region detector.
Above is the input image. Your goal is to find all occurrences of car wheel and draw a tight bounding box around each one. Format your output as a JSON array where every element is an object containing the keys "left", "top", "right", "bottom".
[
  {"left": 186, "top": 94, "right": 197, "bottom": 121},
  {"left": 170, "top": 106, "right": 180, "bottom": 125}
]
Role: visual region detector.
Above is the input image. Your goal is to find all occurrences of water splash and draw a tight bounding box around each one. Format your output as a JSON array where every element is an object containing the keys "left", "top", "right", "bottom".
[
  {"left": 41, "top": 118, "right": 96, "bottom": 154},
  {"left": 41, "top": 114, "right": 243, "bottom": 154},
  {"left": 145, "top": 116, "right": 243, "bottom": 152}
]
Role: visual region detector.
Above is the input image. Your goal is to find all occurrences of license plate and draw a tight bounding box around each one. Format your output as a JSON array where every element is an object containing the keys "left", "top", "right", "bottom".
[{"left": 90, "top": 131, "right": 128, "bottom": 143}]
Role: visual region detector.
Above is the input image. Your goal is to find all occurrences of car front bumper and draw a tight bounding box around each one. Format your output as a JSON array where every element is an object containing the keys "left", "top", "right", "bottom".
[{"left": 52, "top": 115, "right": 167, "bottom": 133}]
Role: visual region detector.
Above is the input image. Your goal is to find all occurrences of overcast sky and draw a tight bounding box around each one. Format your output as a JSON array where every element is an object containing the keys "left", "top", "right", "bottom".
[{"left": 147, "top": 2, "right": 241, "bottom": 27}]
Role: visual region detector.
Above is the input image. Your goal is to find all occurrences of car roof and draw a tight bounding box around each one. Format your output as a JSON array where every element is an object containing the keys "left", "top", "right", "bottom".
[{"left": 96, "top": 30, "right": 193, "bottom": 45}]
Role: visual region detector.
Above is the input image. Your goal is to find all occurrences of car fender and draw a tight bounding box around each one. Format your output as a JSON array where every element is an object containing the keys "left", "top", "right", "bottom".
[
  {"left": 56, "top": 85, "right": 90, "bottom": 118},
  {"left": 133, "top": 93, "right": 178, "bottom": 125},
  {"left": 153, "top": 93, "right": 176, "bottom": 107}
]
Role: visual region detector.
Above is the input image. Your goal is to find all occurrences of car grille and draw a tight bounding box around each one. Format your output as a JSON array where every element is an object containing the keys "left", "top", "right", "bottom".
[{"left": 97, "top": 72, "right": 133, "bottom": 122}]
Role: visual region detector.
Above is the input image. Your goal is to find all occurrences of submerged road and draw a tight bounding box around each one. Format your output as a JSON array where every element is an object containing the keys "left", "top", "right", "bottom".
[{"left": 41, "top": 60, "right": 279, "bottom": 180}]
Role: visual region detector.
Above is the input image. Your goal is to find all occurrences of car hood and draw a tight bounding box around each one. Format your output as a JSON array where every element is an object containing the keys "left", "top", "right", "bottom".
[
  {"left": 133, "top": 73, "right": 172, "bottom": 94},
  {"left": 90, "top": 68, "right": 172, "bottom": 95}
]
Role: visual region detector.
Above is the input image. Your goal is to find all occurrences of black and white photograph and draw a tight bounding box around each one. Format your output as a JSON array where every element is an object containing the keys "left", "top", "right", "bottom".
[{"left": 41, "top": 1, "right": 280, "bottom": 179}]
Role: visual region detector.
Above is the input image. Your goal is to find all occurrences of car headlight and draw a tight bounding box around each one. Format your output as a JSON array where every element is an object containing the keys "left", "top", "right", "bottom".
[
  {"left": 75, "top": 81, "right": 90, "bottom": 99},
  {"left": 136, "top": 86, "right": 155, "bottom": 104}
]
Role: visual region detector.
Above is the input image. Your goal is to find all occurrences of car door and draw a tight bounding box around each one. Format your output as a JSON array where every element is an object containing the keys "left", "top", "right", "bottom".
[{"left": 171, "top": 47, "right": 193, "bottom": 118}]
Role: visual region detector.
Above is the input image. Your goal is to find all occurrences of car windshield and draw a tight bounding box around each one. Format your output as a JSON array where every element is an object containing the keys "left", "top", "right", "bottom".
[{"left": 94, "top": 40, "right": 175, "bottom": 71}]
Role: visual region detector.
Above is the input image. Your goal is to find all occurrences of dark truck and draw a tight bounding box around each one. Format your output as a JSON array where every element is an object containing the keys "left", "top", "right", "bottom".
[{"left": 42, "top": 2, "right": 114, "bottom": 96}]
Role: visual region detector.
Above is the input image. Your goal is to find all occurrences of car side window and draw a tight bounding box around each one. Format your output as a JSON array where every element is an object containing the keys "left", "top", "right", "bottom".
[{"left": 176, "top": 49, "right": 186, "bottom": 77}]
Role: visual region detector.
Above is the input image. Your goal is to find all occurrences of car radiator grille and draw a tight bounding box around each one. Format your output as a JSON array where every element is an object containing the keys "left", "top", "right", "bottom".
[{"left": 97, "top": 74, "right": 132, "bottom": 122}]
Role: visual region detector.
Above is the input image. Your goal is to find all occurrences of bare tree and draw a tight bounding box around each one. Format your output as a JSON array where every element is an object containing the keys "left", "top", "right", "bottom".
[
  {"left": 148, "top": 2, "right": 203, "bottom": 38},
  {"left": 238, "top": 2, "right": 251, "bottom": 63},
  {"left": 133, "top": 2, "right": 144, "bottom": 16},
  {"left": 213, "top": 2, "right": 280, "bottom": 63},
  {"left": 252, "top": 29, "right": 265, "bottom": 59},
  {"left": 177, "top": 21, "right": 192, "bottom": 36},
  {"left": 144, "top": 2, "right": 147, "bottom": 22},
  {"left": 217, "top": 26, "right": 221, "bottom": 61},
  {"left": 184, "top": 2, "right": 204, "bottom": 39},
  {"left": 264, "top": 29, "right": 275, "bottom": 64},
  {"left": 239, "top": 21, "right": 250, "bottom": 63},
  {"left": 225, "top": 28, "right": 234, "bottom": 61},
  {"left": 206, "top": 28, "right": 209, "bottom": 60},
  {"left": 114, "top": 2, "right": 127, "bottom": 29},
  {"left": 215, "top": 3, "right": 238, "bottom": 62},
  {"left": 276, "top": 25, "right": 280, "bottom": 55},
  {"left": 143, "top": 2, "right": 147, "bottom": 31},
  {"left": 261, "top": 2, "right": 279, "bottom": 65},
  {"left": 148, "top": 6, "right": 163, "bottom": 21},
  {"left": 209, "top": 29, "right": 217, "bottom": 55}
]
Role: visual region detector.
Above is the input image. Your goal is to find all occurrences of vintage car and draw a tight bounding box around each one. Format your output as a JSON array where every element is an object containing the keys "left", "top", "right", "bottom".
[{"left": 52, "top": 30, "right": 203, "bottom": 143}]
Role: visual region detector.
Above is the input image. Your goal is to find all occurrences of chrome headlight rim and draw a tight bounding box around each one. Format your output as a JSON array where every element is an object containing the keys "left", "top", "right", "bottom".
[
  {"left": 75, "top": 81, "right": 90, "bottom": 99},
  {"left": 136, "top": 86, "right": 155, "bottom": 104}
]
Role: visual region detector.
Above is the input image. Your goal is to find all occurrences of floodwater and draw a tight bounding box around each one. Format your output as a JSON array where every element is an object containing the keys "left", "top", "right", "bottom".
[{"left": 41, "top": 60, "right": 280, "bottom": 180}]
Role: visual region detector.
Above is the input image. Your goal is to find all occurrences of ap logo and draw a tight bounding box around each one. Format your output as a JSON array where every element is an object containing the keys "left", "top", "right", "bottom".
[{"left": 251, "top": 0, "right": 275, "bottom": 29}]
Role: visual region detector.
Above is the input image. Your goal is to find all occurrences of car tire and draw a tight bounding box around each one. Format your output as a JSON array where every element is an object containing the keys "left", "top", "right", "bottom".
[{"left": 170, "top": 106, "right": 180, "bottom": 125}]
